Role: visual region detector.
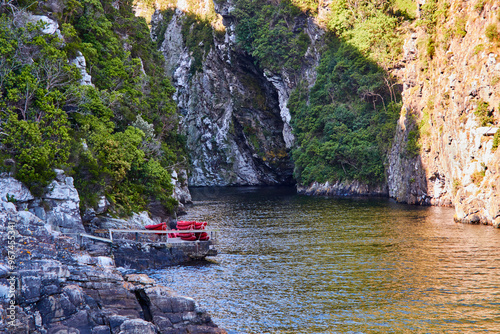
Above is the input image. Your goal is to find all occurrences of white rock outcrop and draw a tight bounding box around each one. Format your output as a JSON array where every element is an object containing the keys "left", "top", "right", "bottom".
[
  {"left": 70, "top": 52, "right": 93, "bottom": 86},
  {"left": 0, "top": 175, "right": 34, "bottom": 202},
  {"left": 42, "top": 169, "right": 85, "bottom": 234}
]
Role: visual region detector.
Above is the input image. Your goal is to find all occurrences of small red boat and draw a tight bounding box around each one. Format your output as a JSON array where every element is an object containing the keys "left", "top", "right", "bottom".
[
  {"left": 145, "top": 222, "right": 167, "bottom": 230},
  {"left": 176, "top": 221, "right": 210, "bottom": 241},
  {"left": 144, "top": 221, "right": 211, "bottom": 241}
]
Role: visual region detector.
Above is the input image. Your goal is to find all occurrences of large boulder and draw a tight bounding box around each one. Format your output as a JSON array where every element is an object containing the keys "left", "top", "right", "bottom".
[
  {"left": 40, "top": 169, "right": 85, "bottom": 234},
  {"left": 0, "top": 175, "right": 34, "bottom": 203}
]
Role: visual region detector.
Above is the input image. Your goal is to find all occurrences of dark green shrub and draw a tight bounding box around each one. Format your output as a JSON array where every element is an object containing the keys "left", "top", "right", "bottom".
[
  {"left": 181, "top": 14, "right": 215, "bottom": 74},
  {"left": 289, "top": 40, "right": 400, "bottom": 186},
  {"left": 475, "top": 100, "right": 494, "bottom": 126},
  {"left": 427, "top": 38, "right": 435, "bottom": 58},
  {"left": 0, "top": 0, "right": 183, "bottom": 216},
  {"left": 405, "top": 129, "right": 421, "bottom": 158},
  {"left": 233, "top": 0, "right": 311, "bottom": 71},
  {"left": 486, "top": 24, "right": 499, "bottom": 42}
]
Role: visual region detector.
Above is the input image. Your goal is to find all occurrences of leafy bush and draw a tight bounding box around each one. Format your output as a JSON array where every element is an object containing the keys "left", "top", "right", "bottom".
[
  {"left": 0, "top": 16, "right": 77, "bottom": 196},
  {"left": 181, "top": 13, "right": 216, "bottom": 74},
  {"left": 327, "top": 0, "right": 404, "bottom": 65},
  {"left": 492, "top": 129, "right": 500, "bottom": 152},
  {"left": 405, "top": 129, "right": 421, "bottom": 158},
  {"left": 0, "top": 0, "right": 183, "bottom": 216},
  {"left": 230, "top": 0, "right": 410, "bottom": 186},
  {"left": 289, "top": 40, "right": 400, "bottom": 186},
  {"left": 474, "top": 0, "right": 485, "bottom": 12},
  {"left": 474, "top": 99, "right": 494, "bottom": 126},
  {"left": 485, "top": 24, "right": 499, "bottom": 42},
  {"left": 454, "top": 16, "right": 467, "bottom": 38},
  {"left": 426, "top": 38, "right": 436, "bottom": 58},
  {"left": 233, "top": 0, "right": 311, "bottom": 72}
]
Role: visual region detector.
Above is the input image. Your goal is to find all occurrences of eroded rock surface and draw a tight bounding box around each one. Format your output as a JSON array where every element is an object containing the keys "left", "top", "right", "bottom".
[
  {"left": 151, "top": 1, "right": 327, "bottom": 186},
  {"left": 0, "top": 176, "right": 225, "bottom": 333},
  {"left": 388, "top": 1, "right": 500, "bottom": 226}
]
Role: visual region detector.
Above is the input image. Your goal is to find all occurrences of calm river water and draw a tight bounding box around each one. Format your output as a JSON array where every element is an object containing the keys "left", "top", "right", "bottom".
[{"left": 147, "top": 186, "right": 500, "bottom": 333}]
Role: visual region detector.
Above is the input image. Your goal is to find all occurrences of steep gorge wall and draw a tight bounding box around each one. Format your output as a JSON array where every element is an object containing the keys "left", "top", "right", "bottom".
[
  {"left": 150, "top": 0, "right": 324, "bottom": 186},
  {"left": 146, "top": 0, "right": 499, "bottom": 226},
  {"left": 389, "top": 0, "right": 500, "bottom": 226}
]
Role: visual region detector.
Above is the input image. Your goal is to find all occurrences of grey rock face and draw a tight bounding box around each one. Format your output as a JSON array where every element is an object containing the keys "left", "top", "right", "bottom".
[
  {"left": 0, "top": 172, "right": 85, "bottom": 234},
  {"left": 0, "top": 189, "right": 225, "bottom": 333},
  {"left": 25, "top": 14, "right": 60, "bottom": 35},
  {"left": 151, "top": 0, "right": 327, "bottom": 187},
  {"left": 0, "top": 175, "right": 34, "bottom": 202},
  {"left": 298, "top": 180, "right": 388, "bottom": 197},
  {"left": 112, "top": 239, "right": 212, "bottom": 270},
  {"left": 41, "top": 171, "right": 85, "bottom": 234},
  {"left": 70, "top": 51, "right": 93, "bottom": 86},
  {"left": 387, "top": 2, "right": 500, "bottom": 226},
  {"left": 171, "top": 169, "right": 192, "bottom": 213},
  {"left": 153, "top": 9, "right": 294, "bottom": 186}
]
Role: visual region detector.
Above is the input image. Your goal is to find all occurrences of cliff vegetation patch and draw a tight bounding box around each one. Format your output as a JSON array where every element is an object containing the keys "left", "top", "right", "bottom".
[
  {"left": 0, "top": 0, "right": 185, "bottom": 216},
  {"left": 230, "top": 0, "right": 411, "bottom": 187},
  {"left": 289, "top": 40, "right": 401, "bottom": 185}
]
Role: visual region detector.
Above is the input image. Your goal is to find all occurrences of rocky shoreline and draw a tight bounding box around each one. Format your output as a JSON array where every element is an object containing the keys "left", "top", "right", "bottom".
[
  {"left": 0, "top": 174, "right": 226, "bottom": 333},
  {"left": 297, "top": 180, "right": 388, "bottom": 198}
]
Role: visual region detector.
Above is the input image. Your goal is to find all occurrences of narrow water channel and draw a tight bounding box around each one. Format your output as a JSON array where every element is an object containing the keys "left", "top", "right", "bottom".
[{"left": 146, "top": 186, "right": 500, "bottom": 333}]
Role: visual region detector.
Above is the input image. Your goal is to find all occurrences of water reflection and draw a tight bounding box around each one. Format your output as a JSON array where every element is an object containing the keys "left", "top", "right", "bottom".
[{"left": 147, "top": 186, "right": 500, "bottom": 333}]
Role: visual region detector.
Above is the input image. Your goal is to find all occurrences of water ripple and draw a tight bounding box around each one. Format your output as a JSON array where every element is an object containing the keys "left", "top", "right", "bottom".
[{"left": 146, "top": 186, "right": 500, "bottom": 334}]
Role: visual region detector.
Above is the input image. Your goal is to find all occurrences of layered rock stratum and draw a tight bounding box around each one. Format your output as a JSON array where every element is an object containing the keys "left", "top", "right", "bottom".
[
  {"left": 0, "top": 176, "right": 225, "bottom": 333},
  {"left": 388, "top": 0, "right": 500, "bottom": 226}
]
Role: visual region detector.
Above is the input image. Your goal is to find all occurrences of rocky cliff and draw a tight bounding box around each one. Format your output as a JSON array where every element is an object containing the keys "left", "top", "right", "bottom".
[
  {"left": 0, "top": 176, "right": 225, "bottom": 333},
  {"left": 389, "top": 0, "right": 500, "bottom": 227},
  {"left": 150, "top": 0, "right": 325, "bottom": 186},
  {"left": 147, "top": 0, "right": 499, "bottom": 227}
]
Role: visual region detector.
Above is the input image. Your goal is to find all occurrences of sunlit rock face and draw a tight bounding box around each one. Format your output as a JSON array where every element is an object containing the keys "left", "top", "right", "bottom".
[
  {"left": 387, "top": 1, "right": 500, "bottom": 226},
  {"left": 149, "top": 0, "right": 324, "bottom": 187}
]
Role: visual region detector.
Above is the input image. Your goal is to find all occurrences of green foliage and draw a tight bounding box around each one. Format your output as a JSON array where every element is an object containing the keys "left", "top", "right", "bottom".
[
  {"left": 454, "top": 16, "right": 467, "bottom": 38},
  {"left": 417, "top": 0, "right": 450, "bottom": 54},
  {"left": 393, "top": 0, "right": 417, "bottom": 20},
  {"left": 452, "top": 178, "right": 461, "bottom": 196},
  {"left": 426, "top": 38, "right": 435, "bottom": 59},
  {"left": 0, "top": 0, "right": 183, "bottom": 216},
  {"left": 290, "top": 0, "right": 318, "bottom": 13},
  {"left": 471, "top": 169, "right": 485, "bottom": 185},
  {"left": 0, "top": 15, "right": 76, "bottom": 196},
  {"left": 289, "top": 40, "right": 400, "bottom": 185},
  {"left": 474, "top": 0, "right": 485, "bottom": 12},
  {"left": 181, "top": 13, "right": 216, "bottom": 74},
  {"left": 418, "top": 0, "right": 439, "bottom": 34},
  {"left": 474, "top": 43, "right": 485, "bottom": 55},
  {"left": 492, "top": 129, "right": 500, "bottom": 152},
  {"left": 153, "top": 9, "right": 175, "bottom": 48},
  {"left": 405, "top": 129, "right": 421, "bottom": 157},
  {"left": 6, "top": 193, "right": 17, "bottom": 203},
  {"left": 327, "top": 0, "right": 404, "bottom": 64},
  {"left": 485, "top": 24, "right": 499, "bottom": 42},
  {"left": 474, "top": 99, "right": 494, "bottom": 126},
  {"left": 233, "top": 0, "right": 311, "bottom": 71}
]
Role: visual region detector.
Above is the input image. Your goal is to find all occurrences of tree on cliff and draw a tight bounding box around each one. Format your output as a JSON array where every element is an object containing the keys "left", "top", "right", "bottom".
[{"left": 0, "top": 1, "right": 184, "bottom": 216}]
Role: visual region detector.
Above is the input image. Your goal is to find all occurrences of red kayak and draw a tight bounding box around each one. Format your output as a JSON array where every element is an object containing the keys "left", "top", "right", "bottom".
[
  {"left": 175, "top": 221, "right": 210, "bottom": 241},
  {"left": 145, "top": 222, "right": 167, "bottom": 230}
]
